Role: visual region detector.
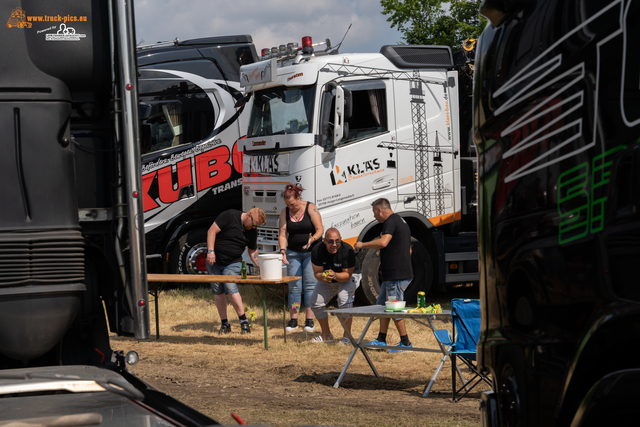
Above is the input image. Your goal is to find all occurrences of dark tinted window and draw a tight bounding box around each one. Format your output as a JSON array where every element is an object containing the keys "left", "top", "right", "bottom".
[
  {"left": 208, "top": 45, "right": 255, "bottom": 82},
  {"left": 340, "top": 80, "right": 388, "bottom": 146},
  {"left": 139, "top": 79, "right": 215, "bottom": 154}
]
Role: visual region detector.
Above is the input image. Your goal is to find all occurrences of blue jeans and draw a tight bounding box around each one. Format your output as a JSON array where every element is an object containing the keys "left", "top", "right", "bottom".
[
  {"left": 207, "top": 261, "right": 241, "bottom": 295},
  {"left": 286, "top": 249, "right": 315, "bottom": 310},
  {"left": 377, "top": 279, "right": 412, "bottom": 321}
]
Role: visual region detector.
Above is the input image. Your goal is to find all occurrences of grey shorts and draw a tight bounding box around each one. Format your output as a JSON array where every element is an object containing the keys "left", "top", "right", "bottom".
[{"left": 309, "top": 280, "right": 357, "bottom": 320}]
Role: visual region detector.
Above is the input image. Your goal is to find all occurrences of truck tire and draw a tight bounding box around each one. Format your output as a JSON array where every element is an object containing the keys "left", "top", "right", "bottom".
[
  {"left": 355, "top": 248, "right": 382, "bottom": 305},
  {"left": 410, "top": 239, "right": 434, "bottom": 298},
  {"left": 169, "top": 229, "right": 209, "bottom": 278},
  {"left": 355, "top": 238, "right": 433, "bottom": 305}
]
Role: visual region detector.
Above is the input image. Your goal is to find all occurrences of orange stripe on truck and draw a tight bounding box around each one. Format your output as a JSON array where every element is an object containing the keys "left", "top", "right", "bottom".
[
  {"left": 428, "top": 211, "right": 462, "bottom": 227},
  {"left": 343, "top": 211, "right": 461, "bottom": 247}
]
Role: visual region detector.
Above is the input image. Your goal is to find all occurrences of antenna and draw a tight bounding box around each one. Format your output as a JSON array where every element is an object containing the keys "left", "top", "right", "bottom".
[{"left": 329, "top": 23, "right": 352, "bottom": 54}]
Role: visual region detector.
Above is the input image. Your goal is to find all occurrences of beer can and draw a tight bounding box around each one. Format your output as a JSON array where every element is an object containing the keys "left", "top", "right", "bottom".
[{"left": 417, "top": 291, "right": 426, "bottom": 308}]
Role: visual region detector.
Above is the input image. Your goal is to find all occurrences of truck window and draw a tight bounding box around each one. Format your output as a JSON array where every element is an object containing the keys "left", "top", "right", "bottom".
[
  {"left": 247, "top": 85, "right": 315, "bottom": 137},
  {"left": 139, "top": 78, "right": 215, "bottom": 154},
  {"left": 342, "top": 80, "right": 388, "bottom": 145},
  {"left": 320, "top": 80, "right": 388, "bottom": 148}
]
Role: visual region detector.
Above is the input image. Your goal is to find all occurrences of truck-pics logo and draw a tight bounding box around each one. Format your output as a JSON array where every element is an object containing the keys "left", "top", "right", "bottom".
[
  {"left": 330, "top": 158, "right": 382, "bottom": 185},
  {"left": 6, "top": 7, "right": 31, "bottom": 28},
  {"left": 6, "top": 8, "right": 87, "bottom": 29}
]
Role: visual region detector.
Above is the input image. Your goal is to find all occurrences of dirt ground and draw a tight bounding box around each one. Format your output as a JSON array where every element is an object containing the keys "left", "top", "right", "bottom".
[{"left": 113, "top": 286, "right": 483, "bottom": 427}]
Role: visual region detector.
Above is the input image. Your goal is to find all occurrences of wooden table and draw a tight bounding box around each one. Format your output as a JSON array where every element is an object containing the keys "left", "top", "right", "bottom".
[
  {"left": 147, "top": 274, "right": 300, "bottom": 350},
  {"left": 329, "top": 305, "right": 457, "bottom": 397}
]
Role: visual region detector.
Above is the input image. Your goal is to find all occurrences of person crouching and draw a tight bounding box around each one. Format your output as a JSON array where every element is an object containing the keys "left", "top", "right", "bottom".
[{"left": 308, "top": 228, "right": 357, "bottom": 345}]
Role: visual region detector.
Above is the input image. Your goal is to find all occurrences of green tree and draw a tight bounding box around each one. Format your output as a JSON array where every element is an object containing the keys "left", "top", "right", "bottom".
[{"left": 381, "top": 0, "right": 487, "bottom": 50}]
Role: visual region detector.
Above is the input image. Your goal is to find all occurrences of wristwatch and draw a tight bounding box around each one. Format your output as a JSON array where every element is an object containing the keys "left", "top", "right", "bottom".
[
  {"left": 280, "top": 249, "right": 286, "bottom": 253},
  {"left": 207, "top": 249, "right": 215, "bottom": 253}
]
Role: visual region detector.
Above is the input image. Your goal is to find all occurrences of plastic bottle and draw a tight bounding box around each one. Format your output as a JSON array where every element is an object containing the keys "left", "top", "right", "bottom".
[
  {"left": 241, "top": 261, "right": 247, "bottom": 279},
  {"left": 387, "top": 287, "right": 397, "bottom": 302}
]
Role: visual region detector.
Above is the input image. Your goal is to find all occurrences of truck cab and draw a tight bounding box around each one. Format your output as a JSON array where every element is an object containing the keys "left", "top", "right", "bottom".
[
  {"left": 136, "top": 36, "right": 258, "bottom": 276},
  {"left": 475, "top": 1, "right": 640, "bottom": 425},
  {"left": 239, "top": 37, "right": 478, "bottom": 303}
]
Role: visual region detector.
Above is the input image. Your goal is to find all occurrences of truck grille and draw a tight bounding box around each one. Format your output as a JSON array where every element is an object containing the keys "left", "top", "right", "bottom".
[
  {"left": 0, "top": 230, "right": 84, "bottom": 286},
  {"left": 245, "top": 189, "right": 285, "bottom": 230}
]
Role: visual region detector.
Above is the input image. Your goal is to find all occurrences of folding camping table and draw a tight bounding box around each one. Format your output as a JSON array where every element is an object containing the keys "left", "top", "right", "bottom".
[{"left": 329, "top": 305, "right": 461, "bottom": 397}]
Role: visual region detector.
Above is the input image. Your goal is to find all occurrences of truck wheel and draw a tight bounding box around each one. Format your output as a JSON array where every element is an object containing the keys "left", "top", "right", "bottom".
[
  {"left": 409, "top": 238, "right": 434, "bottom": 300},
  {"left": 169, "top": 229, "right": 209, "bottom": 276},
  {"left": 355, "top": 248, "right": 382, "bottom": 305},
  {"left": 355, "top": 238, "right": 433, "bottom": 305}
]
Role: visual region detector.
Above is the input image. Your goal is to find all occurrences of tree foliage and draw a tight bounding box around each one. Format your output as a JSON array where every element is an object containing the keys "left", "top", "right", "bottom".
[{"left": 381, "top": 0, "right": 487, "bottom": 50}]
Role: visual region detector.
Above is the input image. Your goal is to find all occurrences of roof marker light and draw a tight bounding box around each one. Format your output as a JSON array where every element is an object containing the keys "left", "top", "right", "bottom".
[{"left": 302, "top": 36, "right": 313, "bottom": 54}]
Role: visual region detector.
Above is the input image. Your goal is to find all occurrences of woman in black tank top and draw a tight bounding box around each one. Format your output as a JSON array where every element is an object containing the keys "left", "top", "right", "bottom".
[{"left": 278, "top": 184, "right": 324, "bottom": 333}]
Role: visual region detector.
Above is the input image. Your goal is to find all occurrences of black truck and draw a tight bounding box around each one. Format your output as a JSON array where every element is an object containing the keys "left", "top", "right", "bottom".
[
  {"left": 0, "top": 1, "right": 216, "bottom": 424},
  {"left": 475, "top": 0, "right": 640, "bottom": 425},
  {"left": 137, "top": 36, "right": 258, "bottom": 278}
]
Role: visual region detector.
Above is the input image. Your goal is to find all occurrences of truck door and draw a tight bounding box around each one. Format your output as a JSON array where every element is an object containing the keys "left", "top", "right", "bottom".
[{"left": 316, "top": 79, "right": 397, "bottom": 229}]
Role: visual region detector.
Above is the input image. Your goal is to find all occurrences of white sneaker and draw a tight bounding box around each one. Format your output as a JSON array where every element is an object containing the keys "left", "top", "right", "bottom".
[{"left": 303, "top": 319, "right": 314, "bottom": 332}]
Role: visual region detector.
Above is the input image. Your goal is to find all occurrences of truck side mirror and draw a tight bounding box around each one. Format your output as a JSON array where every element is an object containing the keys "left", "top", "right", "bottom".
[
  {"left": 234, "top": 93, "right": 252, "bottom": 108},
  {"left": 343, "top": 87, "right": 352, "bottom": 121},
  {"left": 139, "top": 102, "right": 152, "bottom": 120}
]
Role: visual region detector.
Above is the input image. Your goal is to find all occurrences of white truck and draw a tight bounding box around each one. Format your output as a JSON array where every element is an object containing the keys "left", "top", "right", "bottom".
[{"left": 237, "top": 37, "right": 478, "bottom": 303}]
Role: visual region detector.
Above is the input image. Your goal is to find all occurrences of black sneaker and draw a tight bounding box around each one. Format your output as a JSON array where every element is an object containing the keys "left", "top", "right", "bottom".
[
  {"left": 219, "top": 323, "right": 231, "bottom": 334},
  {"left": 285, "top": 319, "right": 299, "bottom": 332},
  {"left": 303, "top": 319, "right": 315, "bottom": 332},
  {"left": 241, "top": 322, "right": 251, "bottom": 334}
]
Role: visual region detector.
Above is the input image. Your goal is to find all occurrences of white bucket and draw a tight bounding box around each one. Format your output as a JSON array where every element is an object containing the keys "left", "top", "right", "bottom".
[{"left": 258, "top": 253, "right": 283, "bottom": 280}]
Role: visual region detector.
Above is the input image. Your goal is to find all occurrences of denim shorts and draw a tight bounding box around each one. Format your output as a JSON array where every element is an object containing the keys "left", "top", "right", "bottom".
[
  {"left": 376, "top": 279, "right": 412, "bottom": 305},
  {"left": 206, "top": 261, "right": 242, "bottom": 295}
]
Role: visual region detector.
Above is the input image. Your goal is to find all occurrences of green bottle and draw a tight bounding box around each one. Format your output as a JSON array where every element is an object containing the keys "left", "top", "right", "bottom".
[{"left": 241, "top": 261, "right": 247, "bottom": 279}]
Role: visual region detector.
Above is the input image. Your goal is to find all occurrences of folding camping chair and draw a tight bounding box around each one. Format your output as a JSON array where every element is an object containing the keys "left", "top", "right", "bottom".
[{"left": 434, "top": 298, "right": 492, "bottom": 402}]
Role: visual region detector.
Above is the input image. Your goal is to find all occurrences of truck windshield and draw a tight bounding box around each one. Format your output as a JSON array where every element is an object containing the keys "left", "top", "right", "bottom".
[{"left": 247, "top": 85, "right": 315, "bottom": 137}]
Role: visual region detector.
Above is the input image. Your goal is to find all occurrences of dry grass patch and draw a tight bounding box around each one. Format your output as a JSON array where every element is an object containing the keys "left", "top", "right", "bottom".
[{"left": 114, "top": 284, "right": 483, "bottom": 427}]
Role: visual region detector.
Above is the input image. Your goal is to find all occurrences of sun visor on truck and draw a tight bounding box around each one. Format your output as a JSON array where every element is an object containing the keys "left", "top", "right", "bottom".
[{"left": 381, "top": 45, "right": 454, "bottom": 69}]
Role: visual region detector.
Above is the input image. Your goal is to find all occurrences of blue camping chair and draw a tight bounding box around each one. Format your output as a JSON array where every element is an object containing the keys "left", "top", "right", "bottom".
[{"left": 434, "top": 298, "right": 492, "bottom": 402}]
